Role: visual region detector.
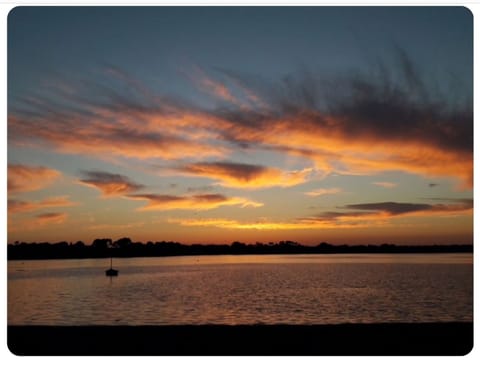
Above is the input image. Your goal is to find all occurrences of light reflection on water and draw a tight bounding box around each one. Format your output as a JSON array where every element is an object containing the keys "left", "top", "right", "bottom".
[{"left": 8, "top": 254, "right": 473, "bottom": 325}]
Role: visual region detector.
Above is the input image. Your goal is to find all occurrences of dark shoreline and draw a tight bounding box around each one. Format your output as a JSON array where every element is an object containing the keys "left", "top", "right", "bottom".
[
  {"left": 8, "top": 322, "right": 473, "bottom": 356},
  {"left": 7, "top": 241, "right": 473, "bottom": 261}
]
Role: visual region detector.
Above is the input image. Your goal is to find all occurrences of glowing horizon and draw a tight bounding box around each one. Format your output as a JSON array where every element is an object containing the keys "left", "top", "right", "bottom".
[{"left": 7, "top": 7, "right": 473, "bottom": 245}]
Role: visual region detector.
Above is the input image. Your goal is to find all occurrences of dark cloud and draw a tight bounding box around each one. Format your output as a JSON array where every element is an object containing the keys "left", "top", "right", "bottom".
[
  {"left": 216, "top": 52, "right": 472, "bottom": 153},
  {"left": 302, "top": 210, "right": 373, "bottom": 222},
  {"left": 129, "top": 194, "right": 187, "bottom": 203},
  {"left": 8, "top": 196, "right": 76, "bottom": 213},
  {"left": 34, "top": 212, "right": 68, "bottom": 225},
  {"left": 131, "top": 193, "right": 227, "bottom": 204},
  {"left": 190, "top": 194, "right": 228, "bottom": 203},
  {"left": 298, "top": 199, "right": 472, "bottom": 226},
  {"left": 211, "top": 53, "right": 473, "bottom": 187},
  {"left": 179, "top": 162, "right": 267, "bottom": 182},
  {"left": 79, "top": 170, "right": 144, "bottom": 197},
  {"left": 344, "top": 200, "right": 472, "bottom": 216},
  {"left": 345, "top": 202, "right": 433, "bottom": 215},
  {"left": 36, "top": 212, "right": 65, "bottom": 219},
  {"left": 127, "top": 193, "right": 262, "bottom": 211},
  {"left": 9, "top": 50, "right": 472, "bottom": 188},
  {"left": 175, "top": 161, "right": 312, "bottom": 188}
]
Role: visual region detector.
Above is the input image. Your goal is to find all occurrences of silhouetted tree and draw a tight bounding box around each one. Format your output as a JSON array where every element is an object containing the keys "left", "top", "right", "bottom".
[
  {"left": 231, "top": 241, "right": 246, "bottom": 248},
  {"left": 92, "top": 238, "right": 112, "bottom": 249},
  {"left": 113, "top": 237, "right": 132, "bottom": 249},
  {"left": 6, "top": 239, "right": 474, "bottom": 260}
]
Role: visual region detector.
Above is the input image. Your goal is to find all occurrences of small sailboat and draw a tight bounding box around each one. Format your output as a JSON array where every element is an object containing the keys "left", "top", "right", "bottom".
[{"left": 105, "top": 257, "right": 118, "bottom": 276}]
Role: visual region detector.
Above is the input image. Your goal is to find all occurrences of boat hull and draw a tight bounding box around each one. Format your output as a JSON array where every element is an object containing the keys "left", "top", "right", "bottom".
[{"left": 105, "top": 269, "right": 118, "bottom": 276}]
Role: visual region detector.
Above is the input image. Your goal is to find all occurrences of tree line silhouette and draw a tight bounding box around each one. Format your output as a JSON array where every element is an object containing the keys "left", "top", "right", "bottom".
[{"left": 7, "top": 237, "right": 473, "bottom": 260}]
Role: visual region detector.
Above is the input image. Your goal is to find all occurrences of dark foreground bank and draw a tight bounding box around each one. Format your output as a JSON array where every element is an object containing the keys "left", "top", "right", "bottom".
[
  {"left": 8, "top": 240, "right": 473, "bottom": 260},
  {"left": 8, "top": 322, "right": 473, "bottom": 356}
]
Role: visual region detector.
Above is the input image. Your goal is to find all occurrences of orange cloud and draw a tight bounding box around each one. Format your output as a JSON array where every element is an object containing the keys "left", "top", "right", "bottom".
[
  {"left": 208, "top": 62, "right": 472, "bottom": 188},
  {"left": 78, "top": 171, "right": 143, "bottom": 197},
  {"left": 218, "top": 69, "right": 269, "bottom": 109},
  {"left": 8, "top": 196, "right": 77, "bottom": 213},
  {"left": 8, "top": 164, "right": 61, "bottom": 193},
  {"left": 128, "top": 193, "right": 263, "bottom": 211},
  {"left": 9, "top": 212, "right": 69, "bottom": 232},
  {"left": 9, "top": 61, "right": 472, "bottom": 189},
  {"left": 176, "top": 161, "right": 313, "bottom": 189},
  {"left": 231, "top": 114, "right": 473, "bottom": 189},
  {"left": 168, "top": 217, "right": 382, "bottom": 230},
  {"left": 305, "top": 188, "right": 342, "bottom": 197},
  {"left": 187, "top": 65, "right": 257, "bottom": 109},
  {"left": 168, "top": 199, "right": 472, "bottom": 230},
  {"left": 9, "top": 110, "right": 228, "bottom": 162},
  {"left": 35, "top": 212, "right": 68, "bottom": 225},
  {"left": 199, "top": 74, "right": 239, "bottom": 105}
]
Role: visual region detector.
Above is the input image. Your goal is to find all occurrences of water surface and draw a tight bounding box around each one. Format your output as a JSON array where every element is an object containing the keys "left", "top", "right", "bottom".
[{"left": 8, "top": 253, "right": 473, "bottom": 325}]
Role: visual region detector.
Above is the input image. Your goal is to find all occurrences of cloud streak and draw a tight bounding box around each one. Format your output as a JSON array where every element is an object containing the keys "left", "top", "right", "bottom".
[
  {"left": 35, "top": 212, "right": 68, "bottom": 225},
  {"left": 211, "top": 55, "right": 472, "bottom": 188},
  {"left": 8, "top": 164, "right": 61, "bottom": 193},
  {"left": 193, "top": 66, "right": 241, "bottom": 105},
  {"left": 127, "top": 193, "right": 263, "bottom": 211},
  {"left": 8, "top": 212, "right": 69, "bottom": 233},
  {"left": 344, "top": 199, "right": 473, "bottom": 217},
  {"left": 79, "top": 171, "right": 144, "bottom": 197},
  {"left": 305, "top": 188, "right": 342, "bottom": 197},
  {"left": 168, "top": 217, "right": 382, "bottom": 230},
  {"left": 175, "top": 161, "right": 313, "bottom": 189},
  {"left": 8, "top": 52, "right": 472, "bottom": 188},
  {"left": 169, "top": 199, "right": 472, "bottom": 230},
  {"left": 8, "top": 196, "right": 77, "bottom": 213},
  {"left": 372, "top": 182, "right": 397, "bottom": 188}
]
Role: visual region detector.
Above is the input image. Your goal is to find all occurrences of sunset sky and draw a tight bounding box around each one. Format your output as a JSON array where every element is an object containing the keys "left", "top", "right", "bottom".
[{"left": 7, "top": 6, "right": 473, "bottom": 245}]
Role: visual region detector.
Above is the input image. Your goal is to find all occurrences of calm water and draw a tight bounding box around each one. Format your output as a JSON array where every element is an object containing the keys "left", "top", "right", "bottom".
[{"left": 8, "top": 254, "right": 473, "bottom": 325}]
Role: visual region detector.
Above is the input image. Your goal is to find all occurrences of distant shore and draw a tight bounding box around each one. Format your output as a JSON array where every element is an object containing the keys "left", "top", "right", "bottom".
[
  {"left": 8, "top": 322, "right": 473, "bottom": 355},
  {"left": 7, "top": 239, "right": 473, "bottom": 260}
]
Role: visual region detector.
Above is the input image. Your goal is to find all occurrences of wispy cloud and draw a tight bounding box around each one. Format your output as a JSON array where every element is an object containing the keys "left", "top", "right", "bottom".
[
  {"left": 345, "top": 202, "right": 430, "bottom": 215},
  {"left": 305, "top": 188, "right": 342, "bottom": 197},
  {"left": 169, "top": 199, "right": 472, "bottom": 230},
  {"left": 78, "top": 170, "right": 144, "bottom": 197},
  {"left": 193, "top": 66, "right": 241, "bottom": 105},
  {"left": 210, "top": 54, "right": 472, "bottom": 188},
  {"left": 215, "top": 68, "right": 269, "bottom": 109},
  {"left": 8, "top": 196, "right": 77, "bottom": 213},
  {"left": 176, "top": 161, "right": 313, "bottom": 189},
  {"left": 8, "top": 164, "right": 61, "bottom": 193},
  {"left": 372, "top": 182, "right": 397, "bottom": 188},
  {"left": 127, "top": 193, "right": 263, "bottom": 211},
  {"left": 344, "top": 199, "right": 473, "bottom": 217},
  {"left": 9, "top": 112, "right": 228, "bottom": 161},
  {"left": 8, "top": 212, "right": 69, "bottom": 233},
  {"left": 35, "top": 212, "right": 68, "bottom": 225},
  {"left": 9, "top": 52, "right": 472, "bottom": 188},
  {"left": 87, "top": 222, "right": 145, "bottom": 230}
]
